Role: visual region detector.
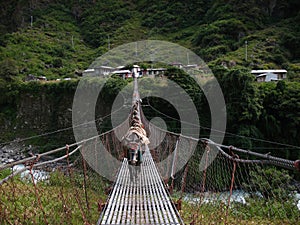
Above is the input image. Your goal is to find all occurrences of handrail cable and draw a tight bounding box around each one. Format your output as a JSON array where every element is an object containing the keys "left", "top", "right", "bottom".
[{"left": 146, "top": 98, "right": 300, "bottom": 150}]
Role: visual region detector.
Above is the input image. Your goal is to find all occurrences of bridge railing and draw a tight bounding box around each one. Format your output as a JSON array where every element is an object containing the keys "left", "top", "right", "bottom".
[
  {"left": 0, "top": 145, "right": 100, "bottom": 224},
  {"left": 0, "top": 121, "right": 129, "bottom": 225},
  {"left": 1, "top": 76, "right": 300, "bottom": 224},
  {"left": 145, "top": 121, "right": 300, "bottom": 224}
]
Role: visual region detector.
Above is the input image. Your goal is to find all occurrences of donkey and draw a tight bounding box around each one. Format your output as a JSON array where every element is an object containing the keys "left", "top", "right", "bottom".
[
  {"left": 122, "top": 100, "right": 149, "bottom": 182},
  {"left": 123, "top": 131, "right": 143, "bottom": 182}
]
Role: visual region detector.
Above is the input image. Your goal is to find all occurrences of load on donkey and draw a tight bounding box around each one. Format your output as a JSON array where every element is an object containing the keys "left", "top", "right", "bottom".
[{"left": 121, "top": 100, "right": 149, "bottom": 182}]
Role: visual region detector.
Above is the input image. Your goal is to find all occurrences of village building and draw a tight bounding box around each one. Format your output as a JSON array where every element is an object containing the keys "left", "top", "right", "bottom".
[
  {"left": 82, "top": 68, "right": 96, "bottom": 76},
  {"left": 251, "top": 69, "right": 287, "bottom": 82},
  {"left": 83, "top": 66, "right": 115, "bottom": 77},
  {"left": 146, "top": 68, "right": 167, "bottom": 76},
  {"left": 132, "top": 65, "right": 141, "bottom": 77},
  {"left": 112, "top": 70, "right": 132, "bottom": 79},
  {"left": 94, "top": 66, "right": 115, "bottom": 76},
  {"left": 170, "top": 62, "right": 183, "bottom": 69},
  {"left": 183, "top": 64, "right": 198, "bottom": 69},
  {"left": 82, "top": 63, "right": 196, "bottom": 79}
]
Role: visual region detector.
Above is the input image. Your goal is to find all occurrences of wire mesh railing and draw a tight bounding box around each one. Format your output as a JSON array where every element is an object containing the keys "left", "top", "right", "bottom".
[
  {"left": 149, "top": 126, "right": 300, "bottom": 225},
  {"left": 1, "top": 95, "right": 300, "bottom": 225},
  {"left": 0, "top": 122, "right": 128, "bottom": 225}
]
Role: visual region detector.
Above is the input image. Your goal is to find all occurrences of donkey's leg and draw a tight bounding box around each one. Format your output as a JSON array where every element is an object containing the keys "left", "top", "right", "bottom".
[{"left": 128, "top": 164, "right": 134, "bottom": 183}]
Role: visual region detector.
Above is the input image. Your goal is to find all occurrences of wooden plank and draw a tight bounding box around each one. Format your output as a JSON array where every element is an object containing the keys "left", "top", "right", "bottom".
[
  {"left": 99, "top": 159, "right": 126, "bottom": 224},
  {"left": 141, "top": 159, "right": 150, "bottom": 224},
  {"left": 153, "top": 176, "right": 169, "bottom": 224},
  {"left": 150, "top": 152, "right": 182, "bottom": 224},
  {"left": 105, "top": 159, "right": 127, "bottom": 224},
  {"left": 150, "top": 153, "right": 180, "bottom": 223},
  {"left": 136, "top": 171, "right": 142, "bottom": 224},
  {"left": 126, "top": 168, "right": 133, "bottom": 225},
  {"left": 98, "top": 149, "right": 184, "bottom": 225},
  {"left": 121, "top": 163, "right": 130, "bottom": 223},
  {"left": 99, "top": 161, "right": 122, "bottom": 224},
  {"left": 144, "top": 153, "right": 161, "bottom": 224},
  {"left": 147, "top": 153, "right": 167, "bottom": 224},
  {"left": 131, "top": 178, "right": 136, "bottom": 224},
  {"left": 116, "top": 160, "right": 129, "bottom": 224},
  {"left": 141, "top": 162, "right": 150, "bottom": 224},
  {"left": 146, "top": 158, "right": 160, "bottom": 223},
  {"left": 145, "top": 148, "right": 181, "bottom": 224},
  {"left": 150, "top": 158, "right": 176, "bottom": 223},
  {"left": 147, "top": 152, "right": 163, "bottom": 224},
  {"left": 111, "top": 175, "right": 123, "bottom": 223},
  {"left": 138, "top": 166, "right": 145, "bottom": 224}
]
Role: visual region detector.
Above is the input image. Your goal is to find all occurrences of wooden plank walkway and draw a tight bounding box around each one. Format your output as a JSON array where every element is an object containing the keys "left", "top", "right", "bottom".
[{"left": 97, "top": 148, "right": 184, "bottom": 225}]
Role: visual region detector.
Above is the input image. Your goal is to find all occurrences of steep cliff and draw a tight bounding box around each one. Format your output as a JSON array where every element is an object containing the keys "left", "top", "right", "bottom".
[{"left": 0, "top": 77, "right": 128, "bottom": 153}]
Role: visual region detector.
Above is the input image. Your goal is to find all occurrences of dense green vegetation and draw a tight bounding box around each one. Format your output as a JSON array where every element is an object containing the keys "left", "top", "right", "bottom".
[
  {"left": 181, "top": 199, "right": 299, "bottom": 225},
  {"left": 212, "top": 67, "right": 300, "bottom": 154},
  {"left": 0, "top": 0, "right": 300, "bottom": 79},
  {"left": 0, "top": 2, "right": 299, "bottom": 224},
  {"left": 141, "top": 68, "right": 300, "bottom": 160},
  {"left": 0, "top": 0, "right": 299, "bottom": 182},
  {"left": 0, "top": 75, "right": 130, "bottom": 153},
  {"left": 0, "top": 69, "right": 299, "bottom": 160}
]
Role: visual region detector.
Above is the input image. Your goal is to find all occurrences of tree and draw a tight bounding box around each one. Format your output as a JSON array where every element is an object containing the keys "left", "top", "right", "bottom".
[
  {"left": 218, "top": 68, "right": 263, "bottom": 125},
  {"left": 245, "top": 166, "right": 295, "bottom": 200},
  {"left": 257, "top": 81, "right": 300, "bottom": 157},
  {"left": 0, "top": 58, "right": 18, "bottom": 81}
]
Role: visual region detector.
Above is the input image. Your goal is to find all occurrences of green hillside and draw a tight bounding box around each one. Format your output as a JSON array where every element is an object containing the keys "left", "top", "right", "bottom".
[
  {"left": 1, "top": 3, "right": 300, "bottom": 224},
  {"left": 0, "top": 0, "right": 300, "bottom": 81},
  {"left": 0, "top": 0, "right": 300, "bottom": 155}
]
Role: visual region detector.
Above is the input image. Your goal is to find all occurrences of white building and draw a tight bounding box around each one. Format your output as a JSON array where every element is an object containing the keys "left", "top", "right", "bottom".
[
  {"left": 82, "top": 68, "right": 96, "bottom": 76},
  {"left": 112, "top": 70, "right": 132, "bottom": 79},
  {"left": 146, "top": 68, "right": 167, "bottom": 76},
  {"left": 83, "top": 66, "right": 115, "bottom": 77},
  {"left": 132, "top": 65, "right": 141, "bottom": 77},
  {"left": 183, "top": 64, "right": 198, "bottom": 69},
  {"left": 251, "top": 69, "right": 287, "bottom": 82},
  {"left": 170, "top": 62, "right": 183, "bottom": 68},
  {"left": 83, "top": 63, "right": 196, "bottom": 79},
  {"left": 95, "top": 66, "right": 115, "bottom": 76}
]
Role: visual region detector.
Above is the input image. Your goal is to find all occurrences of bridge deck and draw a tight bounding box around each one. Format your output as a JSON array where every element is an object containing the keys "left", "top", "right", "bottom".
[{"left": 97, "top": 150, "right": 183, "bottom": 225}]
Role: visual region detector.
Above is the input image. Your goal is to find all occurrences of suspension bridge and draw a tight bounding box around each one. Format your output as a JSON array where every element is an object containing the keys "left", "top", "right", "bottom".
[{"left": 1, "top": 78, "right": 300, "bottom": 225}]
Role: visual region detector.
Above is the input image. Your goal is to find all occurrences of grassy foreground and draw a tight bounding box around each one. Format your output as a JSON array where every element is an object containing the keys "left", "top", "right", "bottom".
[
  {"left": 0, "top": 169, "right": 106, "bottom": 225},
  {"left": 1, "top": 168, "right": 299, "bottom": 224},
  {"left": 179, "top": 198, "right": 299, "bottom": 225}
]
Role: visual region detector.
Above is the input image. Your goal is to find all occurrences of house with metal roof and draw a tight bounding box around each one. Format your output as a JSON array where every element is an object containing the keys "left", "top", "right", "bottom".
[{"left": 251, "top": 69, "right": 287, "bottom": 82}]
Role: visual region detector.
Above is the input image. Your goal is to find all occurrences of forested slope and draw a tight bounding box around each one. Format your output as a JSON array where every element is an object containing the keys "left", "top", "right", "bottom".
[
  {"left": 0, "top": 0, "right": 299, "bottom": 158},
  {"left": 0, "top": 0, "right": 299, "bottom": 79}
]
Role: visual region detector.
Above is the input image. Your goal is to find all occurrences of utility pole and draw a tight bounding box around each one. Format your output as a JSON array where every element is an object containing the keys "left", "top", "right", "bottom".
[
  {"left": 30, "top": 16, "right": 33, "bottom": 27},
  {"left": 71, "top": 35, "right": 74, "bottom": 49},
  {"left": 245, "top": 40, "right": 248, "bottom": 62},
  {"left": 108, "top": 35, "right": 110, "bottom": 50},
  {"left": 187, "top": 52, "right": 190, "bottom": 65},
  {"left": 135, "top": 42, "right": 138, "bottom": 58}
]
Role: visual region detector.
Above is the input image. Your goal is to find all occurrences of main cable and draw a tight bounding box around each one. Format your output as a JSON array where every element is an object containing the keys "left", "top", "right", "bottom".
[
  {"left": 145, "top": 98, "right": 300, "bottom": 150},
  {"left": 0, "top": 103, "right": 126, "bottom": 146}
]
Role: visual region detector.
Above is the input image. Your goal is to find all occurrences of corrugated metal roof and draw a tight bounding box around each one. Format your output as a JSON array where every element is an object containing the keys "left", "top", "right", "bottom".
[
  {"left": 112, "top": 70, "right": 131, "bottom": 74},
  {"left": 251, "top": 69, "right": 287, "bottom": 74}
]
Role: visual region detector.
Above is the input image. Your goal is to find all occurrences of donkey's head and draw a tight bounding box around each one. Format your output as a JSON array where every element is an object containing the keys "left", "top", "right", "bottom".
[{"left": 123, "top": 132, "right": 141, "bottom": 166}]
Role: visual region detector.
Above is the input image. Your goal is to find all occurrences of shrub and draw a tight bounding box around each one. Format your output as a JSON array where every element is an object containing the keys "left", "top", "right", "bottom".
[{"left": 244, "top": 166, "right": 295, "bottom": 201}]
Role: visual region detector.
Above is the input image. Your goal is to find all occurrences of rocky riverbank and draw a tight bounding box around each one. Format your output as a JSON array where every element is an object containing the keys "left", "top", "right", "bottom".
[{"left": 0, "top": 143, "right": 28, "bottom": 165}]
